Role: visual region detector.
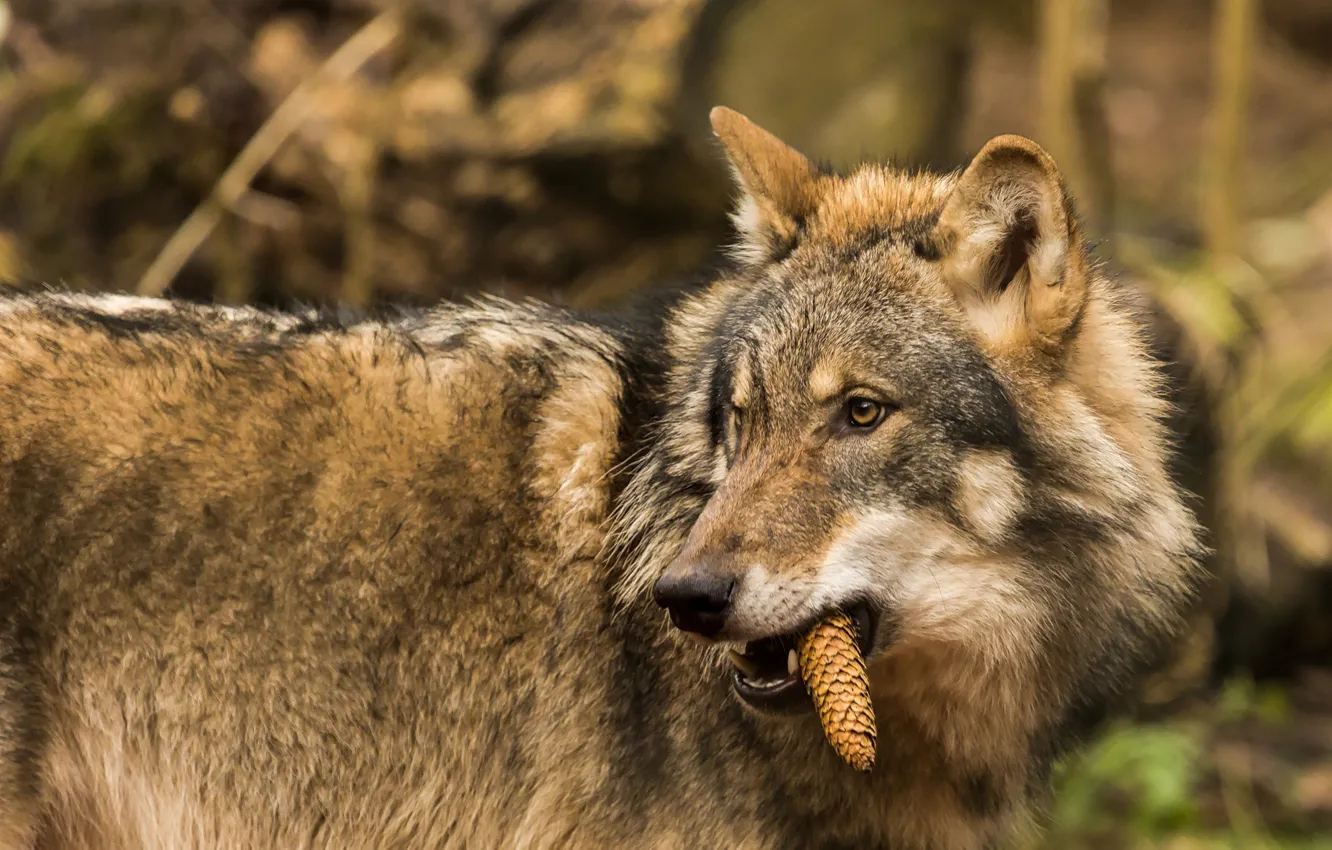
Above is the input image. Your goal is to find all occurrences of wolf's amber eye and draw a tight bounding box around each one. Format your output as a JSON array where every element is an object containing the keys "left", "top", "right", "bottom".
[{"left": 846, "top": 397, "right": 884, "bottom": 428}]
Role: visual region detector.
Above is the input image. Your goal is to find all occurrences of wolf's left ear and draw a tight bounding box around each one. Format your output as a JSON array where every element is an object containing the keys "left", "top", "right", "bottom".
[
  {"left": 933, "top": 135, "right": 1087, "bottom": 353},
  {"left": 710, "top": 106, "right": 821, "bottom": 266}
]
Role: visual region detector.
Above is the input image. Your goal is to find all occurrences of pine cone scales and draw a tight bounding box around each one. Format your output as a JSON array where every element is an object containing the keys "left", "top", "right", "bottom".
[{"left": 796, "top": 612, "right": 877, "bottom": 772}]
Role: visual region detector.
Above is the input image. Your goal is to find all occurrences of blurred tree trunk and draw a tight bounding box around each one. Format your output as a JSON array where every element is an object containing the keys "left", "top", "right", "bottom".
[
  {"left": 1038, "top": 0, "right": 1114, "bottom": 240},
  {"left": 682, "top": 0, "right": 972, "bottom": 171},
  {"left": 1202, "top": 0, "right": 1259, "bottom": 261}
]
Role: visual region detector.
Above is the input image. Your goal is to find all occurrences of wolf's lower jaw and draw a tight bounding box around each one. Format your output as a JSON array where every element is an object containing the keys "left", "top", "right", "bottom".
[
  {"left": 732, "top": 668, "right": 809, "bottom": 713},
  {"left": 726, "top": 603, "right": 877, "bottom": 714}
]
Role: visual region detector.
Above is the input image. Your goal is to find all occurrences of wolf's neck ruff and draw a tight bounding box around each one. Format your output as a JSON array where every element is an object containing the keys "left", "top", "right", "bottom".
[{"left": 0, "top": 106, "right": 1204, "bottom": 850}]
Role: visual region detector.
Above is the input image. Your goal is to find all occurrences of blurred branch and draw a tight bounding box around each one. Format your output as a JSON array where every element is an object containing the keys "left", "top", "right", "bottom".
[
  {"left": 1250, "top": 473, "right": 1332, "bottom": 566},
  {"left": 231, "top": 191, "right": 300, "bottom": 232},
  {"left": 1039, "top": 0, "right": 1114, "bottom": 239},
  {"left": 1203, "top": 0, "right": 1259, "bottom": 261},
  {"left": 136, "top": 9, "right": 401, "bottom": 298}
]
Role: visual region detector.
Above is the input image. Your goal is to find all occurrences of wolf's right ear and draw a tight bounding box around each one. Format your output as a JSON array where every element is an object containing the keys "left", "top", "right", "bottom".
[
  {"left": 710, "top": 106, "right": 821, "bottom": 266},
  {"left": 933, "top": 135, "right": 1088, "bottom": 355}
]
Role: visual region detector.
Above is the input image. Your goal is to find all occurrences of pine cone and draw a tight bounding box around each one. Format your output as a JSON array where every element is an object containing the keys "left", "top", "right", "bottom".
[{"left": 797, "top": 611, "right": 876, "bottom": 772}]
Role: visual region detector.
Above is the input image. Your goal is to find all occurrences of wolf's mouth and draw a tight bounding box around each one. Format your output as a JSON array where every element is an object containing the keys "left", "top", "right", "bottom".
[{"left": 728, "top": 603, "right": 877, "bottom": 715}]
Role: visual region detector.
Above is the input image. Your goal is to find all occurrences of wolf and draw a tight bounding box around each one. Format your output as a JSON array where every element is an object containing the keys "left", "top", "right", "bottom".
[{"left": 0, "top": 107, "right": 1205, "bottom": 849}]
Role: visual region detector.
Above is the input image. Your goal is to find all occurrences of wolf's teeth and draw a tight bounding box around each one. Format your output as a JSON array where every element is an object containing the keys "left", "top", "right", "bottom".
[
  {"left": 727, "top": 650, "right": 760, "bottom": 678},
  {"left": 787, "top": 649, "right": 798, "bottom": 676}
]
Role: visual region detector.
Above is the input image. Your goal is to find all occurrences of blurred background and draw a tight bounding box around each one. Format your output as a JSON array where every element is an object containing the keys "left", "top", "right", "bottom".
[{"left": 1, "top": 0, "right": 1330, "bottom": 845}]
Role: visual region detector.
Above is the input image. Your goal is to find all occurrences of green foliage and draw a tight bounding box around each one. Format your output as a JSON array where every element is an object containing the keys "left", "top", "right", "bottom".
[
  {"left": 1042, "top": 677, "right": 1329, "bottom": 849},
  {"left": 1050, "top": 720, "right": 1205, "bottom": 839},
  {"left": 1216, "top": 676, "right": 1290, "bottom": 726}
]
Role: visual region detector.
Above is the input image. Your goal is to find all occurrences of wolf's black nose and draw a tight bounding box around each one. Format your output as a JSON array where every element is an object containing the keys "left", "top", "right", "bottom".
[{"left": 653, "top": 568, "right": 735, "bottom": 637}]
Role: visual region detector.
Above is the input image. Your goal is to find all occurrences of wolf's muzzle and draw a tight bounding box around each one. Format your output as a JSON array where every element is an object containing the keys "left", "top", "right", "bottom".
[{"left": 653, "top": 566, "right": 735, "bottom": 637}]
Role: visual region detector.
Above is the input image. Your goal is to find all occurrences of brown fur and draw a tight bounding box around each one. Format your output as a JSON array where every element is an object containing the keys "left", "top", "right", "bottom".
[{"left": 0, "top": 107, "right": 1205, "bottom": 849}]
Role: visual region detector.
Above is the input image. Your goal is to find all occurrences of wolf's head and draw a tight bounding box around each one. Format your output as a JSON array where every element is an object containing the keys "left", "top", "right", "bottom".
[{"left": 613, "top": 107, "right": 1203, "bottom": 819}]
